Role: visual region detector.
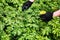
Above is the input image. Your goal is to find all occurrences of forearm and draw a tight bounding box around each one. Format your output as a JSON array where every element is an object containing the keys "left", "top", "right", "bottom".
[{"left": 29, "top": 0, "right": 34, "bottom": 2}]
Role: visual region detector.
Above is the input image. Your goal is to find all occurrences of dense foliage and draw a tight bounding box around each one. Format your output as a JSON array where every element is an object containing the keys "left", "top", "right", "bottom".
[{"left": 0, "top": 0, "right": 60, "bottom": 40}]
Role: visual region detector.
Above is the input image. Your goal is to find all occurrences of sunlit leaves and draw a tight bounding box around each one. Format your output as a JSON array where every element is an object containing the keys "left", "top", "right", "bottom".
[{"left": 0, "top": 0, "right": 60, "bottom": 40}]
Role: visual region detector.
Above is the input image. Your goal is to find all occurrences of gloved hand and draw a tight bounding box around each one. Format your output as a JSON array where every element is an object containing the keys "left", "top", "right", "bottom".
[
  {"left": 40, "top": 12, "right": 53, "bottom": 22},
  {"left": 40, "top": 10, "right": 60, "bottom": 22},
  {"left": 22, "top": 1, "right": 33, "bottom": 11}
]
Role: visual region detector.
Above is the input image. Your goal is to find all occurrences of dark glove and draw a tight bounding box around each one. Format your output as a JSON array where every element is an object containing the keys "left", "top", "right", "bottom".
[
  {"left": 40, "top": 12, "right": 53, "bottom": 22},
  {"left": 22, "top": 1, "right": 33, "bottom": 11}
]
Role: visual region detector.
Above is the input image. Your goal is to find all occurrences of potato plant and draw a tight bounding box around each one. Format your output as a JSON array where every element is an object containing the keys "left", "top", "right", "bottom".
[{"left": 0, "top": 0, "right": 60, "bottom": 40}]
